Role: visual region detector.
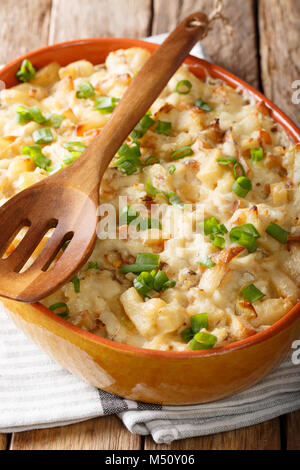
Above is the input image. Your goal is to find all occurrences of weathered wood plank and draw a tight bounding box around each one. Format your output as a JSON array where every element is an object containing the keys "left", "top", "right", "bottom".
[
  {"left": 49, "top": 0, "right": 152, "bottom": 44},
  {"left": 10, "top": 416, "right": 141, "bottom": 450},
  {"left": 0, "top": 0, "right": 52, "bottom": 64},
  {"left": 0, "top": 434, "right": 8, "bottom": 450},
  {"left": 144, "top": 419, "right": 281, "bottom": 450},
  {"left": 152, "top": 0, "right": 259, "bottom": 88},
  {"left": 259, "top": 0, "right": 300, "bottom": 126},
  {"left": 285, "top": 411, "right": 300, "bottom": 450}
]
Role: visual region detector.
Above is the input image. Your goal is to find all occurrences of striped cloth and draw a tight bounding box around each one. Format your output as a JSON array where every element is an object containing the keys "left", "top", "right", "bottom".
[{"left": 0, "top": 35, "right": 300, "bottom": 444}]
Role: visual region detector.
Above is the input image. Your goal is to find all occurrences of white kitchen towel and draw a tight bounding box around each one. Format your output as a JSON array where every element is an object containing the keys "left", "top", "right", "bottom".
[{"left": 0, "top": 34, "right": 300, "bottom": 445}]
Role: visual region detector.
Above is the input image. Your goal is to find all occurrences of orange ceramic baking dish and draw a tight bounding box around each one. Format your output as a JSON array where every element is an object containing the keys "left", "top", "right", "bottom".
[{"left": 1, "top": 38, "right": 300, "bottom": 405}]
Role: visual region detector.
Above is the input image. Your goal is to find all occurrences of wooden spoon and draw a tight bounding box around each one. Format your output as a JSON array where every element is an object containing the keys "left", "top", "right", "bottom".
[{"left": 0, "top": 12, "right": 209, "bottom": 302}]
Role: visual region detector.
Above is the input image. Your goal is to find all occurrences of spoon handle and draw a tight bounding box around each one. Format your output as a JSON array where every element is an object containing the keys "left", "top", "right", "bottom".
[{"left": 62, "top": 12, "right": 209, "bottom": 189}]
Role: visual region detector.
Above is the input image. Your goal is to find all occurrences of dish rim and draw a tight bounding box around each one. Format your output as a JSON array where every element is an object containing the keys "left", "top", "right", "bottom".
[{"left": 1, "top": 37, "right": 300, "bottom": 359}]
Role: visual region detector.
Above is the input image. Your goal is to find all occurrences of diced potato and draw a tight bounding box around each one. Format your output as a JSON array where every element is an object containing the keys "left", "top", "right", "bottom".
[{"left": 59, "top": 60, "right": 94, "bottom": 79}]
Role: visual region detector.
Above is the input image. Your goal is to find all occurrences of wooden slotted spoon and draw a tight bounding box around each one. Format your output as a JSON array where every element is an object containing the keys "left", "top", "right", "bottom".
[{"left": 0, "top": 12, "right": 210, "bottom": 302}]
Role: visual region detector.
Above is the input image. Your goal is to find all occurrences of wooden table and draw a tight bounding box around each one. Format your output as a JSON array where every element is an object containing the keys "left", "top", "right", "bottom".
[{"left": 0, "top": 0, "right": 299, "bottom": 450}]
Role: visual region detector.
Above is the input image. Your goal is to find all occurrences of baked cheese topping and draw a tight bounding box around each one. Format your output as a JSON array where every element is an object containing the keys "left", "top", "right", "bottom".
[{"left": 1, "top": 47, "right": 300, "bottom": 351}]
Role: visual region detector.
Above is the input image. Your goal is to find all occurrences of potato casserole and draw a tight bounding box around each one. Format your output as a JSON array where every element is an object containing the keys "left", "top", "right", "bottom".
[{"left": 1, "top": 47, "right": 300, "bottom": 351}]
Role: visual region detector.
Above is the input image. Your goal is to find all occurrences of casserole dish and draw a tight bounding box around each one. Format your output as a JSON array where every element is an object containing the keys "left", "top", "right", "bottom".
[{"left": 1, "top": 38, "right": 300, "bottom": 405}]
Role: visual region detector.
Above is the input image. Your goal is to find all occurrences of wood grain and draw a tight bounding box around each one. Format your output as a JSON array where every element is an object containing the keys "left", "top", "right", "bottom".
[
  {"left": 259, "top": 0, "right": 300, "bottom": 126},
  {"left": 0, "top": 434, "right": 8, "bottom": 450},
  {"left": 285, "top": 411, "right": 300, "bottom": 450},
  {"left": 0, "top": 0, "right": 51, "bottom": 64},
  {"left": 49, "top": 0, "right": 152, "bottom": 43},
  {"left": 152, "top": 0, "right": 259, "bottom": 88},
  {"left": 144, "top": 419, "right": 281, "bottom": 450},
  {"left": 10, "top": 416, "right": 141, "bottom": 450}
]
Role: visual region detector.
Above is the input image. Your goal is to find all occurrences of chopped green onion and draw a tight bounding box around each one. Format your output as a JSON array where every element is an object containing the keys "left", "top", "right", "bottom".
[
  {"left": 168, "top": 164, "right": 176, "bottom": 175},
  {"left": 197, "top": 256, "right": 216, "bottom": 268},
  {"left": 119, "top": 205, "right": 139, "bottom": 225},
  {"left": 63, "top": 155, "right": 75, "bottom": 165},
  {"left": 155, "top": 120, "right": 171, "bottom": 136},
  {"left": 233, "top": 161, "right": 246, "bottom": 179},
  {"left": 190, "top": 313, "right": 209, "bottom": 334},
  {"left": 201, "top": 217, "right": 227, "bottom": 236},
  {"left": 120, "top": 253, "right": 159, "bottom": 274},
  {"left": 16, "top": 105, "right": 46, "bottom": 124},
  {"left": 217, "top": 158, "right": 246, "bottom": 179},
  {"left": 133, "top": 269, "right": 175, "bottom": 297},
  {"left": 133, "top": 271, "right": 155, "bottom": 297},
  {"left": 166, "top": 191, "right": 184, "bottom": 208},
  {"left": 229, "top": 224, "right": 260, "bottom": 252},
  {"left": 216, "top": 157, "right": 237, "bottom": 166},
  {"left": 16, "top": 59, "right": 36, "bottom": 82},
  {"left": 210, "top": 234, "right": 225, "bottom": 248},
  {"left": 116, "top": 142, "right": 142, "bottom": 175},
  {"left": 33, "top": 128, "right": 54, "bottom": 145},
  {"left": 130, "top": 112, "right": 154, "bottom": 140},
  {"left": 191, "top": 331, "right": 217, "bottom": 350},
  {"left": 76, "top": 80, "right": 95, "bottom": 99},
  {"left": 88, "top": 261, "right": 99, "bottom": 269},
  {"left": 194, "top": 98, "right": 213, "bottom": 112},
  {"left": 63, "top": 141, "right": 87, "bottom": 152},
  {"left": 45, "top": 113, "right": 64, "bottom": 128},
  {"left": 139, "top": 218, "right": 162, "bottom": 230},
  {"left": 145, "top": 156, "right": 160, "bottom": 166},
  {"left": 47, "top": 163, "right": 63, "bottom": 175},
  {"left": 251, "top": 147, "right": 264, "bottom": 162},
  {"left": 181, "top": 327, "right": 194, "bottom": 342},
  {"left": 241, "top": 284, "right": 265, "bottom": 303},
  {"left": 21, "top": 145, "right": 51, "bottom": 170},
  {"left": 176, "top": 80, "right": 192, "bottom": 95},
  {"left": 62, "top": 240, "right": 71, "bottom": 251},
  {"left": 71, "top": 275, "right": 80, "bottom": 293},
  {"left": 95, "top": 96, "right": 120, "bottom": 113},
  {"left": 49, "top": 302, "right": 69, "bottom": 319},
  {"left": 145, "top": 180, "right": 157, "bottom": 198},
  {"left": 266, "top": 222, "right": 290, "bottom": 244},
  {"left": 232, "top": 176, "right": 252, "bottom": 198},
  {"left": 171, "top": 146, "right": 193, "bottom": 160}
]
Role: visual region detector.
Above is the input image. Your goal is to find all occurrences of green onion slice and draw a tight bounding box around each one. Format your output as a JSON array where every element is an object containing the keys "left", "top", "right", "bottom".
[
  {"left": 181, "top": 327, "right": 194, "bottom": 342},
  {"left": 16, "top": 59, "right": 36, "bottom": 82},
  {"left": 71, "top": 275, "right": 80, "bottom": 293},
  {"left": 171, "top": 146, "right": 193, "bottom": 160},
  {"left": 210, "top": 234, "right": 225, "bottom": 248},
  {"left": 155, "top": 120, "right": 171, "bottom": 136},
  {"left": 145, "top": 180, "right": 157, "bottom": 198},
  {"left": 229, "top": 224, "right": 260, "bottom": 253},
  {"left": 62, "top": 240, "right": 71, "bottom": 251},
  {"left": 168, "top": 164, "right": 176, "bottom": 175},
  {"left": 144, "top": 156, "right": 160, "bottom": 166},
  {"left": 116, "top": 142, "right": 142, "bottom": 175},
  {"left": 49, "top": 302, "right": 69, "bottom": 318},
  {"left": 176, "top": 80, "right": 192, "bottom": 95},
  {"left": 251, "top": 147, "right": 264, "bottom": 162},
  {"left": 197, "top": 256, "right": 216, "bottom": 268},
  {"left": 190, "top": 313, "right": 209, "bottom": 334},
  {"left": 130, "top": 112, "right": 154, "bottom": 140},
  {"left": 95, "top": 96, "right": 120, "bottom": 113},
  {"left": 266, "top": 222, "right": 290, "bottom": 244},
  {"left": 21, "top": 145, "right": 51, "bottom": 170},
  {"left": 201, "top": 217, "right": 228, "bottom": 236},
  {"left": 194, "top": 98, "right": 213, "bottom": 112},
  {"left": 45, "top": 113, "right": 64, "bottom": 128},
  {"left": 120, "top": 253, "right": 160, "bottom": 274},
  {"left": 232, "top": 176, "right": 252, "bottom": 198},
  {"left": 76, "top": 80, "right": 95, "bottom": 99},
  {"left": 33, "top": 128, "right": 54, "bottom": 145},
  {"left": 88, "top": 261, "right": 99, "bottom": 269},
  {"left": 191, "top": 331, "right": 217, "bottom": 349},
  {"left": 241, "top": 284, "right": 265, "bottom": 303}
]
